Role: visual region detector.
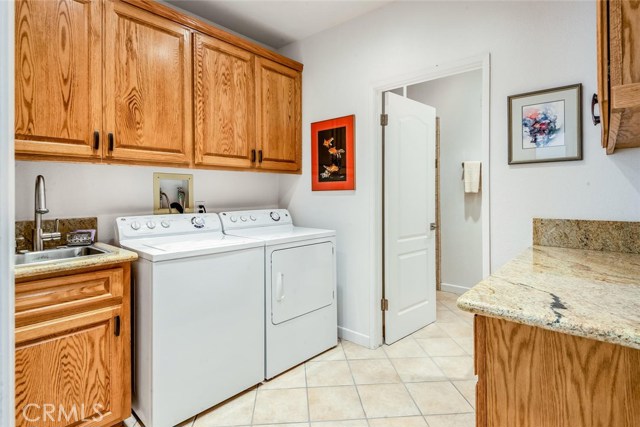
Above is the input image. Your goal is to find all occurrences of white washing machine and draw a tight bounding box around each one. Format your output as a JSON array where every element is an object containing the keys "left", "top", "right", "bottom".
[
  {"left": 219, "top": 209, "right": 337, "bottom": 379},
  {"left": 116, "top": 214, "right": 264, "bottom": 427}
]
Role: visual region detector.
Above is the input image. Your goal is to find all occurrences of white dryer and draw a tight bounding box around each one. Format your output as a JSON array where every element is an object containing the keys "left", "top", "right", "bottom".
[
  {"left": 219, "top": 209, "right": 337, "bottom": 379},
  {"left": 116, "top": 214, "right": 264, "bottom": 427}
]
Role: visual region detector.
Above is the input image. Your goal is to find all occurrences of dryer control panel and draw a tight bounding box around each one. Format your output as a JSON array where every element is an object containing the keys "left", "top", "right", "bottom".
[
  {"left": 219, "top": 209, "right": 292, "bottom": 231},
  {"left": 116, "top": 213, "right": 222, "bottom": 243}
]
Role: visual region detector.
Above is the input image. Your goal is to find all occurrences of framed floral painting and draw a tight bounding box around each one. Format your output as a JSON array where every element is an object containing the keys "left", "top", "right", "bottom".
[
  {"left": 311, "top": 115, "right": 355, "bottom": 191},
  {"left": 508, "top": 84, "right": 582, "bottom": 164}
]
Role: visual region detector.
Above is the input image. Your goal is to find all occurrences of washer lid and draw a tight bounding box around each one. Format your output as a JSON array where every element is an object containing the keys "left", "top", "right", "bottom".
[
  {"left": 120, "top": 233, "right": 263, "bottom": 262},
  {"left": 226, "top": 226, "right": 335, "bottom": 246}
]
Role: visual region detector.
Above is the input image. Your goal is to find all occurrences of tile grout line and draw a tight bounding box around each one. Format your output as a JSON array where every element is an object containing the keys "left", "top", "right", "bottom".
[
  {"left": 303, "top": 357, "right": 311, "bottom": 426},
  {"left": 344, "top": 344, "right": 371, "bottom": 422}
]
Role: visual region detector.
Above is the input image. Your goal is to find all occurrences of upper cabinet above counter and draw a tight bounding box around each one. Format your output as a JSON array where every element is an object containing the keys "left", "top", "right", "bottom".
[
  {"left": 14, "top": 0, "right": 302, "bottom": 173},
  {"left": 596, "top": 0, "right": 640, "bottom": 154}
]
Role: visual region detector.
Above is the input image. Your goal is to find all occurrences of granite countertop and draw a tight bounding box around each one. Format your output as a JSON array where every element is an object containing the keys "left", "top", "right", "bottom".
[
  {"left": 14, "top": 242, "right": 138, "bottom": 280},
  {"left": 457, "top": 245, "right": 640, "bottom": 350}
]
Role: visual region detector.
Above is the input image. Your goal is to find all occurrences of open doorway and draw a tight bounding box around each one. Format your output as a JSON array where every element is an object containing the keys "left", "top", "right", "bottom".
[{"left": 375, "top": 57, "right": 490, "bottom": 345}]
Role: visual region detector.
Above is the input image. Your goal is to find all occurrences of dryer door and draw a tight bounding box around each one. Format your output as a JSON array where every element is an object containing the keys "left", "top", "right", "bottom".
[{"left": 270, "top": 242, "right": 334, "bottom": 325}]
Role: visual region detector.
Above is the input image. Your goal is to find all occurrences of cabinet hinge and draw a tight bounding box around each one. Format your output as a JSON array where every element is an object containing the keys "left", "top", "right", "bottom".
[
  {"left": 381, "top": 298, "right": 389, "bottom": 311},
  {"left": 380, "top": 114, "right": 388, "bottom": 127}
]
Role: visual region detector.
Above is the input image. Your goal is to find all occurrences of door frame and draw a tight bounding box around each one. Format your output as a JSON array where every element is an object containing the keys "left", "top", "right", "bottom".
[
  {"left": 0, "top": 0, "right": 15, "bottom": 425},
  {"left": 370, "top": 53, "right": 491, "bottom": 347}
]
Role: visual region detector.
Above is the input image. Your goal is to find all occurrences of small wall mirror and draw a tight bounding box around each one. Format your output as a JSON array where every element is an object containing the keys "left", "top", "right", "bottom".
[{"left": 153, "top": 173, "right": 194, "bottom": 214}]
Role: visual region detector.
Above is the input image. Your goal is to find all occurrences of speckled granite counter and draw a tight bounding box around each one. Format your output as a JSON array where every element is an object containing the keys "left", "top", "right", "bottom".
[
  {"left": 14, "top": 242, "right": 138, "bottom": 280},
  {"left": 457, "top": 245, "right": 640, "bottom": 350}
]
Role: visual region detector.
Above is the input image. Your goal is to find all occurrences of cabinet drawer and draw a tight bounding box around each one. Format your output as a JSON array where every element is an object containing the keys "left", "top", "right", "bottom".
[{"left": 16, "top": 268, "right": 124, "bottom": 328}]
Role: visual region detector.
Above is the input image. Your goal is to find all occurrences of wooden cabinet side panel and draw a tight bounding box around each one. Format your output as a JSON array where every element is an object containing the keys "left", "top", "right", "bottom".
[
  {"left": 194, "top": 33, "right": 255, "bottom": 168},
  {"left": 483, "top": 317, "right": 640, "bottom": 427},
  {"left": 104, "top": 0, "right": 192, "bottom": 165},
  {"left": 255, "top": 58, "right": 301, "bottom": 172},
  {"left": 596, "top": 0, "right": 610, "bottom": 149},
  {"left": 15, "top": 0, "right": 102, "bottom": 159},
  {"left": 474, "top": 315, "right": 487, "bottom": 427}
]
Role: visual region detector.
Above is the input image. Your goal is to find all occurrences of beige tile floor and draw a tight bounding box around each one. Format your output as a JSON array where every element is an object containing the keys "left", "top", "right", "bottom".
[{"left": 130, "top": 291, "right": 475, "bottom": 427}]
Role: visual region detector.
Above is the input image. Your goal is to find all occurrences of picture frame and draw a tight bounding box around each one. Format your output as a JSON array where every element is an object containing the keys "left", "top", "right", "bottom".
[
  {"left": 311, "top": 115, "right": 355, "bottom": 191},
  {"left": 508, "top": 83, "right": 582, "bottom": 164}
]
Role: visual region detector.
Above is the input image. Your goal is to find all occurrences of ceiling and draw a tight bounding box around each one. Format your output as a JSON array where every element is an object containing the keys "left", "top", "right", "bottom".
[{"left": 166, "top": 0, "right": 394, "bottom": 49}]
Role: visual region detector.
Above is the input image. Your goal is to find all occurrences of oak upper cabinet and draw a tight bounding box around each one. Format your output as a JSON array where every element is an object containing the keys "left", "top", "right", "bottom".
[
  {"left": 15, "top": 266, "right": 131, "bottom": 427},
  {"left": 255, "top": 57, "right": 302, "bottom": 172},
  {"left": 596, "top": 0, "right": 640, "bottom": 153},
  {"left": 103, "top": 0, "right": 192, "bottom": 165},
  {"left": 15, "top": 0, "right": 102, "bottom": 160},
  {"left": 194, "top": 33, "right": 256, "bottom": 168}
]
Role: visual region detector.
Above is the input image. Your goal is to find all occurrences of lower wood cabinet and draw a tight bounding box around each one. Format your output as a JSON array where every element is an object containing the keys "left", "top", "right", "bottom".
[
  {"left": 15, "top": 265, "right": 131, "bottom": 427},
  {"left": 474, "top": 315, "right": 640, "bottom": 427}
]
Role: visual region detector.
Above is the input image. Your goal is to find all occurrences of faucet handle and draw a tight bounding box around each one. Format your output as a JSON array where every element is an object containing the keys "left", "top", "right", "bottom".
[{"left": 54, "top": 218, "right": 60, "bottom": 233}]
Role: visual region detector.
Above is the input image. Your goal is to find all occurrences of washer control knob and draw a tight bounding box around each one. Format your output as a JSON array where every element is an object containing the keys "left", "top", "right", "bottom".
[
  {"left": 146, "top": 221, "right": 156, "bottom": 229},
  {"left": 250, "top": 215, "right": 257, "bottom": 221},
  {"left": 240, "top": 216, "right": 248, "bottom": 222},
  {"left": 192, "top": 217, "right": 205, "bottom": 228},
  {"left": 270, "top": 211, "right": 281, "bottom": 222},
  {"left": 130, "top": 221, "right": 141, "bottom": 230},
  {"left": 161, "top": 220, "right": 170, "bottom": 228},
  {"left": 230, "top": 216, "right": 238, "bottom": 223}
]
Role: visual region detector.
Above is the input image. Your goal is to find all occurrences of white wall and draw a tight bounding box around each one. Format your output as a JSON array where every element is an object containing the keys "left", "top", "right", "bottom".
[
  {"left": 407, "top": 70, "right": 484, "bottom": 292},
  {"left": 279, "top": 0, "right": 640, "bottom": 346},
  {"left": 1, "top": 0, "right": 15, "bottom": 425},
  {"left": 15, "top": 162, "right": 280, "bottom": 244}
]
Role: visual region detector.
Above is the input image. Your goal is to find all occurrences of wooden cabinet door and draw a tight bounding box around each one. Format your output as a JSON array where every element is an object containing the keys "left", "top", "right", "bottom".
[
  {"left": 15, "top": 307, "right": 125, "bottom": 427},
  {"left": 255, "top": 57, "right": 301, "bottom": 172},
  {"left": 605, "top": 0, "right": 640, "bottom": 152},
  {"left": 194, "top": 33, "right": 256, "bottom": 168},
  {"left": 15, "top": 0, "right": 102, "bottom": 160},
  {"left": 104, "top": 0, "right": 192, "bottom": 165}
]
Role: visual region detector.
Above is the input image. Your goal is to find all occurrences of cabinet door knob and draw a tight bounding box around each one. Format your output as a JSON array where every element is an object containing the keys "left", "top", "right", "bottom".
[
  {"left": 251, "top": 149, "right": 256, "bottom": 163},
  {"left": 93, "top": 131, "right": 100, "bottom": 150},
  {"left": 108, "top": 133, "right": 115, "bottom": 152},
  {"left": 258, "top": 150, "right": 263, "bottom": 163},
  {"left": 591, "top": 93, "right": 601, "bottom": 126}
]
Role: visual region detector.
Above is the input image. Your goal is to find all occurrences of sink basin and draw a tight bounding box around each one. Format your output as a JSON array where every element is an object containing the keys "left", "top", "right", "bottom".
[{"left": 15, "top": 246, "right": 111, "bottom": 266}]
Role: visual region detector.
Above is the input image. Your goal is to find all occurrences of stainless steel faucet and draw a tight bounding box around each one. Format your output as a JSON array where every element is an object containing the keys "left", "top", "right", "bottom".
[{"left": 33, "top": 175, "right": 61, "bottom": 251}]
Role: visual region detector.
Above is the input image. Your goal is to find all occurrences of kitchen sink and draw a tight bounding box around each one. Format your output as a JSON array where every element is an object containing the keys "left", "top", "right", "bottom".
[{"left": 15, "top": 246, "right": 111, "bottom": 266}]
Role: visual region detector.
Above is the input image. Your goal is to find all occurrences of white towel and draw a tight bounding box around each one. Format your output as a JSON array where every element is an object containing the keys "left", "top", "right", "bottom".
[{"left": 463, "top": 161, "right": 481, "bottom": 193}]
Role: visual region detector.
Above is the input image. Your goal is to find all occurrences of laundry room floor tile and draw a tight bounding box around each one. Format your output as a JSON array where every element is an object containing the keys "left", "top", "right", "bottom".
[
  {"left": 306, "top": 361, "right": 354, "bottom": 387},
  {"left": 194, "top": 389, "right": 255, "bottom": 427},
  {"left": 390, "top": 357, "right": 447, "bottom": 383},
  {"left": 159, "top": 292, "right": 475, "bottom": 427},
  {"left": 261, "top": 364, "right": 307, "bottom": 390},
  {"left": 307, "top": 386, "right": 365, "bottom": 421},
  {"left": 357, "top": 383, "right": 420, "bottom": 418},
  {"left": 415, "top": 337, "right": 468, "bottom": 357},
  {"left": 348, "top": 358, "right": 401, "bottom": 384},
  {"left": 367, "top": 416, "right": 428, "bottom": 427},
  {"left": 383, "top": 337, "right": 428, "bottom": 358},
  {"left": 252, "top": 388, "right": 309, "bottom": 424}
]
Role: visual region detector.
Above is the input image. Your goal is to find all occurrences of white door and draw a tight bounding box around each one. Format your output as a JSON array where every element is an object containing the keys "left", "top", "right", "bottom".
[{"left": 384, "top": 92, "right": 437, "bottom": 344}]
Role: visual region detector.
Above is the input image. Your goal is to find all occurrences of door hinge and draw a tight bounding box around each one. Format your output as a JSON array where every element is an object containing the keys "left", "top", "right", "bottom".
[
  {"left": 381, "top": 298, "right": 389, "bottom": 311},
  {"left": 430, "top": 222, "right": 437, "bottom": 231},
  {"left": 380, "top": 114, "right": 388, "bottom": 127},
  {"left": 114, "top": 315, "right": 121, "bottom": 337}
]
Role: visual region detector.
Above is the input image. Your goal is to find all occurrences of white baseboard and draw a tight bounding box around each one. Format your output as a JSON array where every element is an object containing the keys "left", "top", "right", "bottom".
[
  {"left": 440, "top": 283, "right": 470, "bottom": 295},
  {"left": 338, "top": 326, "right": 370, "bottom": 348}
]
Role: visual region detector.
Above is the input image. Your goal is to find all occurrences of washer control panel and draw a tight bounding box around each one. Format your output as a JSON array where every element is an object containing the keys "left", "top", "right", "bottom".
[
  {"left": 116, "top": 213, "right": 222, "bottom": 242},
  {"left": 219, "top": 209, "right": 292, "bottom": 230}
]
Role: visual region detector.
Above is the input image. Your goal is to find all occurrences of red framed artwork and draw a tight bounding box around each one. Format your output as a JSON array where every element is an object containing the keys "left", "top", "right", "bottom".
[{"left": 311, "top": 115, "right": 355, "bottom": 191}]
